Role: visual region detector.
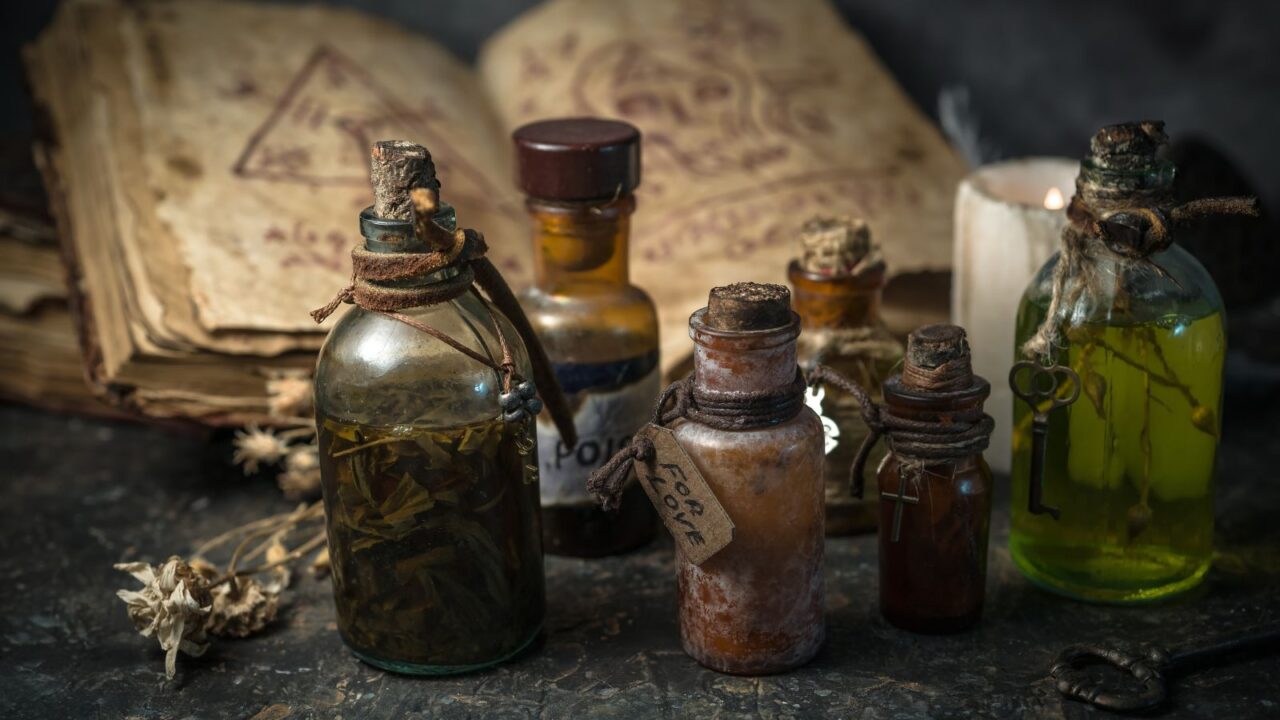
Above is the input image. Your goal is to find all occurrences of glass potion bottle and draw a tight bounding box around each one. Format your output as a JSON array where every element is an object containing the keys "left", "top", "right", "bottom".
[
  {"left": 514, "top": 118, "right": 659, "bottom": 557},
  {"left": 876, "top": 325, "right": 992, "bottom": 632},
  {"left": 1011, "top": 122, "right": 1232, "bottom": 603},
  {"left": 313, "top": 142, "right": 544, "bottom": 674},
  {"left": 676, "top": 283, "right": 826, "bottom": 674},
  {"left": 789, "top": 217, "right": 903, "bottom": 535}
]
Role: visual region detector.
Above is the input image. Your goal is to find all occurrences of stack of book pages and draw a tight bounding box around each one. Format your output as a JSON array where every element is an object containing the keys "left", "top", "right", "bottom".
[
  {"left": 0, "top": 141, "right": 125, "bottom": 418},
  {"left": 24, "top": 0, "right": 963, "bottom": 425}
]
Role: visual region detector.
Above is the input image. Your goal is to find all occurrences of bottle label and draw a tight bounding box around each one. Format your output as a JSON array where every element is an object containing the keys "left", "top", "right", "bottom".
[
  {"left": 537, "top": 351, "right": 660, "bottom": 506},
  {"left": 633, "top": 424, "right": 735, "bottom": 565}
]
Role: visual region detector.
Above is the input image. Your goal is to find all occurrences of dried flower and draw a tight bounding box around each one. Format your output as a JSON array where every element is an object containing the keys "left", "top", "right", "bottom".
[
  {"left": 206, "top": 577, "right": 280, "bottom": 638},
  {"left": 233, "top": 425, "right": 290, "bottom": 474},
  {"left": 115, "top": 557, "right": 213, "bottom": 679},
  {"left": 267, "top": 376, "right": 314, "bottom": 419},
  {"left": 278, "top": 444, "right": 321, "bottom": 500},
  {"left": 309, "top": 546, "right": 331, "bottom": 579}
]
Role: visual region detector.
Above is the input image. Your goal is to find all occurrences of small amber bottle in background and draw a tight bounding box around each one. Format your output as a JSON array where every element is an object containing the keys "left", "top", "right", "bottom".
[
  {"left": 789, "top": 217, "right": 903, "bottom": 535},
  {"left": 876, "top": 325, "right": 992, "bottom": 633},
  {"left": 676, "top": 283, "right": 826, "bottom": 674},
  {"left": 514, "top": 118, "right": 659, "bottom": 557}
]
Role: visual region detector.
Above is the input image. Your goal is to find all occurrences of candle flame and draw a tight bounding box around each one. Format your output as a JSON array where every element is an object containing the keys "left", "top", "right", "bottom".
[{"left": 1044, "top": 187, "right": 1065, "bottom": 210}]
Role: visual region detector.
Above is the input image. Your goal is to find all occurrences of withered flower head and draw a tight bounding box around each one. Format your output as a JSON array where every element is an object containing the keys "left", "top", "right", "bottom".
[
  {"left": 278, "top": 444, "right": 321, "bottom": 500},
  {"left": 114, "top": 557, "right": 213, "bottom": 679},
  {"left": 266, "top": 376, "right": 314, "bottom": 419},
  {"left": 233, "top": 425, "right": 290, "bottom": 474},
  {"left": 206, "top": 577, "right": 280, "bottom": 639}
]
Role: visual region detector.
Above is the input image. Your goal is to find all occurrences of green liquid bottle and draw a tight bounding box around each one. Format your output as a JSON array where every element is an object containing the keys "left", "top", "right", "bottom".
[{"left": 1010, "top": 122, "right": 1228, "bottom": 603}]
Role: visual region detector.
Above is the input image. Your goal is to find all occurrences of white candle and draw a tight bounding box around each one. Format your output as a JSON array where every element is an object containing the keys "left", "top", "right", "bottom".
[{"left": 952, "top": 158, "right": 1077, "bottom": 474}]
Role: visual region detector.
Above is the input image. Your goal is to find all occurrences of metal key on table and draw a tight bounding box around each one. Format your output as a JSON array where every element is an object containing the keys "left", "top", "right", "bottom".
[
  {"left": 1050, "top": 625, "right": 1280, "bottom": 713},
  {"left": 1009, "top": 361, "right": 1080, "bottom": 520}
]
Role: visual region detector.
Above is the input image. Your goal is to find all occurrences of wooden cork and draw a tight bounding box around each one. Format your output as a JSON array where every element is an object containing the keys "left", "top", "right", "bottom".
[
  {"left": 370, "top": 140, "right": 438, "bottom": 220},
  {"left": 902, "top": 324, "right": 973, "bottom": 392},
  {"left": 705, "top": 282, "right": 792, "bottom": 331}
]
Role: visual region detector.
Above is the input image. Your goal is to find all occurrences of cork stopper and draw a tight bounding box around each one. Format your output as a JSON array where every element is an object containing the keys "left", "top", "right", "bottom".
[
  {"left": 798, "top": 216, "right": 881, "bottom": 276},
  {"left": 370, "top": 140, "right": 438, "bottom": 220},
  {"left": 1088, "top": 121, "right": 1167, "bottom": 170},
  {"left": 902, "top": 324, "right": 973, "bottom": 392},
  {"left": 513, "top": 118, "right": 641, "bottom": 201},
  {"left": 705, "top": 282, "right": 791, "bottom": 331}
]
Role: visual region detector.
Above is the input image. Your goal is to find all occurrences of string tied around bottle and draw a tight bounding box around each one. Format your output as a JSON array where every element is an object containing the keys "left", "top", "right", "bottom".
[
  {"left": 588, "top": 362, "right": 993, "bottom": 512},
  {"left": 311, "top": 187, "right": 577, "bottom": 447},
  {"left": 1021, "top": 126, "right": 1259, "bottom": 366},
  {"left": 586, "top": 370, "right": 808, "bottom": 510},
  {"left": 806, "top": 364, "right": 994, "bottom": 501}
]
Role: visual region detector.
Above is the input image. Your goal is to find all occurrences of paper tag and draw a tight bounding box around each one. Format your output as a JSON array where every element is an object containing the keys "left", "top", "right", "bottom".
[{"left": 633, "top": 425, "right": 735, "bottom": 565}]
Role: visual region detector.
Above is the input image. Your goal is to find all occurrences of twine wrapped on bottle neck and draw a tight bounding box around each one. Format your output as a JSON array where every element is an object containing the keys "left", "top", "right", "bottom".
[
  {"left": 1022, "top": 138, "right": 1259, "bottom": 360},
  {"left": 586, "top": 370, "right": 807, "bottom": 510},
  {"left": 311, "top": 186, "right": 577, "bottom": 448},
  {"left": 807, "top": 363, "right": 993, "bottom": 499},
  {"left": 586, "top": 358, "right": 994, "bottom": 511}
]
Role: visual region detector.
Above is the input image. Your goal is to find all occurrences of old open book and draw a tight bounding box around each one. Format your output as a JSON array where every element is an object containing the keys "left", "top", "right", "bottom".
[{"left": 26, "top": 0, "right": 963, "bottom": 425}]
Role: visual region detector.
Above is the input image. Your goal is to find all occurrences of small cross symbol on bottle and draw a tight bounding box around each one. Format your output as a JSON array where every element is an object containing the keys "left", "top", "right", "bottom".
[{"left": 882, "top": 470, "right": 920, "bottom": 543}]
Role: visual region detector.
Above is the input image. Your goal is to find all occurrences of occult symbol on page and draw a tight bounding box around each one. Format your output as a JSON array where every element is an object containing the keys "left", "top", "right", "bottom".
[{"left": 805, "top": 385, "right": 839, "bottom": 455}]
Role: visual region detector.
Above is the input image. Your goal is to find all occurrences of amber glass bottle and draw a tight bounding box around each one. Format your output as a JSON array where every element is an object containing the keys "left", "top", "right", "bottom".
[
  {"left": 675, "top": 283, "right": 826, "bottom": 674},
  {"left": 514, "top": 119, "right": 659, "bottom": 557},
  {"left": 789, "top": 218, "right": 903, "bottom": 535},
  {"left": 877, "top": 325, "right": 992, "bottom": 634}
]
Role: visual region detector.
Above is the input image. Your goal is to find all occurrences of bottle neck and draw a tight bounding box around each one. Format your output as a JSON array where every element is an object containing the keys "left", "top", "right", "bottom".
[
  {"left": 528, "top": 196, "right": 634, "bottom": 291},
  {"left": 359, "top": 203, "right": 463, "bottom": 291},
  {"left": 689, "top": 308, "right": 800, "bottom": 395},
  {"left": 787, "top": 261, "right": 885, "bottom": 330}
]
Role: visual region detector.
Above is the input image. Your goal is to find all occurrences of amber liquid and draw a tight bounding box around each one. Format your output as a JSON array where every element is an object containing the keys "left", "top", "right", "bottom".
[
  {"left": 790, "top": 262, "right": 902, "bottom": 535},
  {"left": 1011, "top": 301, "right": 1224, "bottom": 602},
  {"left": 521, "top": 197, "right": 658, "bottom": 557},
  {"left": 317, "top": 413, "right": 544, "bottom": 673}
]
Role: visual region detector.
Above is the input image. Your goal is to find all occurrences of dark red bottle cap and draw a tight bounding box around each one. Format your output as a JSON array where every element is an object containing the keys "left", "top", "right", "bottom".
[{"left": 513, "top": 118, "right": 641, "bottom": 201}]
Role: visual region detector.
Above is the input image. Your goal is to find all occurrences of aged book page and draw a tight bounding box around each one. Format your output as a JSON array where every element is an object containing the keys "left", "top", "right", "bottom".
[
  {"left": 123, "top": 1, "right": 524, "bottom": 337},
  {"left": 480, "top": 0, "right": 965, "bottom": 369}
]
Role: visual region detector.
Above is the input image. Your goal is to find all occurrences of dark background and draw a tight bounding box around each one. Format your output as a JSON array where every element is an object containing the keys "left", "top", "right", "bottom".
[{"left": 4, "top": 0, "right": 1279, "bottom": 211}]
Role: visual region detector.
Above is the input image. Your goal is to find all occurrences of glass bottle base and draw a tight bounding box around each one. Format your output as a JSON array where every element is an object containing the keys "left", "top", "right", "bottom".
[
  {"left": 1011, "top": 539, "right": 1210, "bottom": 604},
  {"left": 346, "top": 623, "right": 542, "bottom": 676},
  {"left": 542, "top": 483, "right": 656, "bottom": 558},
  {"left": 681, "top": 627, "right": 825, "bottom": 676}
]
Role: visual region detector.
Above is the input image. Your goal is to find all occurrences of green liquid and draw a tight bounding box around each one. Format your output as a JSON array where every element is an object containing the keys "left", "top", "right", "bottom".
[
  {"left": 1011, "top": 302, "right": 1224, "bottom": 603},
  {"left": 318, "top": 414, "right": 544, "bottom": 673}
]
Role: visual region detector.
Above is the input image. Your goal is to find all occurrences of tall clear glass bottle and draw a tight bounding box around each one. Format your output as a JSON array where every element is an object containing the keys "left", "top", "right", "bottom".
[
  {"left": 676, "top": 283, "right": 826, "bottom": 675},
  {"left": 789, "top": 218, "right": 903, "bottom": 535},
  {"left": 314, "top": 170, "right": 544, "bottom": 672},
  {"left": 514, "top": 118, "right": 659, "bottom": 557},
  {"left": 1011, "top": 122, "right": 1226, "bottom": 603}
]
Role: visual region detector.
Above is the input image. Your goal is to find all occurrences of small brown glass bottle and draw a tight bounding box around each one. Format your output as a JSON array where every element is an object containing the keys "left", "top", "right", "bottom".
[
  {"left": 514, "top": 118, "right": 659, "bottom": 557},
  {"left": 875, "top": 325, "right": 992, "bottom": 633},
  {"left": 675, "top": 283, "right": 826, "bottom": 674},
  {"left": 789, "top": 217, "right": 903, "bottom": 535}
]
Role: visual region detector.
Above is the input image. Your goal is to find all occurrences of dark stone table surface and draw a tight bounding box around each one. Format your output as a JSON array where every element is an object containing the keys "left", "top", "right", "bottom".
[{"left": 2, "top": 399, "right": 1278, "bottom": 719}]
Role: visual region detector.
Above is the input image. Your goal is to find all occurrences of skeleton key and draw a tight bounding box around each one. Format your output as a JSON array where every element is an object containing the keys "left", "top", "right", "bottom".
[
  {"left": 1009, "top": 361, "right": 1079, "bottom": 520},
  {"left": 1050, "top": 625, "right": 1280, "bottom": 713}
]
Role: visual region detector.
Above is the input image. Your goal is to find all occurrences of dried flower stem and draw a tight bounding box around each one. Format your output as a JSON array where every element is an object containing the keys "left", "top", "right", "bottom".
[{"left": 217, "top": 531, "right": 327, "bottom": 585}]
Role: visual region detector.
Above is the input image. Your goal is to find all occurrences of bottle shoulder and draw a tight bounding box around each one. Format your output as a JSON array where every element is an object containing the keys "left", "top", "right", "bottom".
[
  {"left": 1022, "top": 243, "right": 1224, "bottom": 324},
  {"left": 672, "top": 407, "right": 825, "bottom": 451},
  {"left": 520, "top": 284, "right": 659, "bottom": 362},
  {"left": 314, "top": 296, "right": 532, "bottom": 427}
]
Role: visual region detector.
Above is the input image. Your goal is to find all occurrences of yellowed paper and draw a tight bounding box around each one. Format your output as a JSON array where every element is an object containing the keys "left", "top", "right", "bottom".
[
  {"left": 127, "top": 2, "right": 524, "bottom": 335},
  {"left": 481, "top": 0, "right": 965, "bottom": 369}
]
